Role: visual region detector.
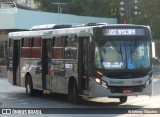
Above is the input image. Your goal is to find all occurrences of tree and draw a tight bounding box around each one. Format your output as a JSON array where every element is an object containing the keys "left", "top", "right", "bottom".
[
  {"left": 33, "top": 0, "right": 119, "bottom": 17},
  {"left": 33, "top": 0, "right": 160, "bottom": 38},
  {"left": 137, "top": 0, "right": 160, "bottom": 38},
  {"left": 33, "top": 0, "right": 68, "bottom": 12}
]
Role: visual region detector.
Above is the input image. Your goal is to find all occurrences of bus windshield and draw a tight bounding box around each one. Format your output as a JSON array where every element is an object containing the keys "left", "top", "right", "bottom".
[{"left": 94, "top": 38, "right": 151, "bottom": 70}]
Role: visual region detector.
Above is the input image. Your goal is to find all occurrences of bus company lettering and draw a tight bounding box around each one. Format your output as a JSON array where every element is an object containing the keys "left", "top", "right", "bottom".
[
  {"left": 103, "top": 62, "right": 123, "bottom": 68},
  {"left": 108, "top": 29, "right": 136, "bottom": 35},
  {"left": 11, "top": 109, "right": 42, "bottom": 114},
  {"left": 110, "top": 81, "right": 124, "bottom": 85}
]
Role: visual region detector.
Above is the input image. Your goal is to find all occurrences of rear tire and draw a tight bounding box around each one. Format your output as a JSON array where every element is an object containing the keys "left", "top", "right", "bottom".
[
  {"left": 25, "top": 75, "right": 35, "bottom": 96},
  {"left": 119, "top": 96, "right": 127, "bottom": 103}
]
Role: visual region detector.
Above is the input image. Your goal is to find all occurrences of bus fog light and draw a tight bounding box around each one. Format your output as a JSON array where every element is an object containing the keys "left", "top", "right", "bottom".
[
  {"left": 145, "top": 79, "right": 150, "bottom": 87},
  {"left": 95, "top": 78, "right": 101, "bottom": 83},
  {"left": 102, "top": 81, "right": 108, "bottom": 88}
]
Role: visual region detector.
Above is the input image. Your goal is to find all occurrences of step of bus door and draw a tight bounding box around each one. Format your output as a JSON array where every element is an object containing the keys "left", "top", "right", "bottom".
[
  {"left": 79, "top": 95, "right": 90, "bottom": 99},
  {"left": 43, "top": 90, "right": 51, "bottom": 94}
]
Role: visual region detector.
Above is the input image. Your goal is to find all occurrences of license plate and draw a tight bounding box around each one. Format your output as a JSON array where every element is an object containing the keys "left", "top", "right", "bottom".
[{"left": 123, "top": 89, "right": 133, "bottom": 94}]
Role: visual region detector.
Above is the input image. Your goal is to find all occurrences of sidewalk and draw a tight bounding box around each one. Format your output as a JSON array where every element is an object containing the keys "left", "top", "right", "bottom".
[{"left": 0, "top": 66, "right": 7, "bottom": 78}]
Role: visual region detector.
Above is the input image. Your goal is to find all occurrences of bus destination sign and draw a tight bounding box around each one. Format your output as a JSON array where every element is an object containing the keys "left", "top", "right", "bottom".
[{"left": 102, "top": 29, "right": 145, "bottom": 36}]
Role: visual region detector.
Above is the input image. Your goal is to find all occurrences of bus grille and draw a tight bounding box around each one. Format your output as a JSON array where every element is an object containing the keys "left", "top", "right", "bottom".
[{"left": 108, "top": 85, "right": 145, "bottom": 93}]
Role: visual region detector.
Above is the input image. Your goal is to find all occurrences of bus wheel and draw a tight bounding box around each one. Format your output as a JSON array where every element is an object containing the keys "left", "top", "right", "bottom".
[
  {"left": 25, "top": 75, "right": 34, "bottom": 96},
  {"left": 119, "top": 96, "right": 127, "bottom": 103},
  {"left": 68, "top": 80, "right": 79, "bottom": 104}
]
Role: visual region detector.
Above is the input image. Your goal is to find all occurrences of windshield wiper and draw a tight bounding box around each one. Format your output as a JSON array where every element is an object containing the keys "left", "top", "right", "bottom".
[
  {"left": 130, "top": 40, "right": 137, "bottom": 61},
  {"left": 120, "top": 43, "right": 123, "bottom": 62},
  {"left": 130, "top": 43, "right": 133, "bottom": 61}
]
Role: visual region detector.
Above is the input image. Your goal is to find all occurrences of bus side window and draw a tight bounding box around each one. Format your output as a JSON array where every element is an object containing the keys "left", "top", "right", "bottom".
[
  {"left": 65, "top": 36, "right": 77, "bottom": 47},
  {"left": 23, "top": 38, "right": 30, "bottom": 47},
  {"left": 52, "top": 37, "right": 64, "bottom": 59},
  {"left": 21, "top": 38, "right": 31, "bottom": 58},
  {"left": 53, "top": 37, "right": 63, "bottom": 47},
  {"left": 31, "top": 37, "right": 41, "bottom": 58},
  {"left": 65, "top": 36, "right": 77, "bottom": 59},
  {"left": 34, "top": 37, "right": 41, "bottom": 47}
]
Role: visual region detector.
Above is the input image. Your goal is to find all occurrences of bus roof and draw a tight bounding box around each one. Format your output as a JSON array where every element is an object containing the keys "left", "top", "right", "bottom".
[
  {"left": 29, "top": 23, "right": 108, "bottom": 31},
  {"left": 30, "top": 24, "right": 73, "bottom": 31},
  {"left": 8, "top": 24, "right": 150, "bottom": 38}
]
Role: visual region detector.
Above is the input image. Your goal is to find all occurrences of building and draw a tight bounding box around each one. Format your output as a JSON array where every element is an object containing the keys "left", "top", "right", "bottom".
[
  {"left": 0, "top": 4, "right": 117, "bottom": 64},
  {"left": 0, "top": 0, "right": 37, "bottom": 9},
  {"left": 15, "top": 0, "right": 37, "bottom": 9}
]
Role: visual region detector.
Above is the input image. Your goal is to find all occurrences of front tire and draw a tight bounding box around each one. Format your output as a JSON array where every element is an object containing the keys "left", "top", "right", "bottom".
[
  {"left": 68, "top": 80, "right": 79, "bottom": 104},
  {"left": 119, "top": 96, "right": 127, "bottom": 103}
]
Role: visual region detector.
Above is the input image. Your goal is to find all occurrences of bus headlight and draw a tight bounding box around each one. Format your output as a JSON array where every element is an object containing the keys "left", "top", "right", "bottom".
[
  {"left": 95, "top": 78, "right": 101, "bottom": 83},
  {"left": 95, "top": 78, "right": 108, "bottom": 88}
]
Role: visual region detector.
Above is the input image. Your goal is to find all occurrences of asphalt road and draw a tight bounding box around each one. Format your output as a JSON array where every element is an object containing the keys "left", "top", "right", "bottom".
[{"left": 0, "top": 73, "right": 160, "bottom": 117}]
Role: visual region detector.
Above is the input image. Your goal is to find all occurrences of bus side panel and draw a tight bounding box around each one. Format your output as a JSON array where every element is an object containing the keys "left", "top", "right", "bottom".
[
  {"left": 50, "top": 60, "right": 78, "bottom": 94},
  {"left": 19, "top": 58, "right": 43, "bottom": 89},
  {"left": 51, "top": 60, "right": 65, "bottom": 93},
  {"left": 62, "top": 60, "right": 78, "bottom": 94},
  {"left": 29, "top": 59, "right": 42, "bottom": 90},
  {"left": 20, "top": 58, "right": 30, "bottom": 87}
]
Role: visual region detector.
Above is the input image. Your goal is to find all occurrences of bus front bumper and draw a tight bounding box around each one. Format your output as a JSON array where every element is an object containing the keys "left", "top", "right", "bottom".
[{"left": 88, "top": 78, "right": 152, "bottom": 98}]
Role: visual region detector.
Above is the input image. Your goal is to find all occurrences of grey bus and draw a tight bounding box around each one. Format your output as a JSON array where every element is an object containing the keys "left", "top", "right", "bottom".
[{"left": 7, "top": 24, "right": 153, "bottom": 104}]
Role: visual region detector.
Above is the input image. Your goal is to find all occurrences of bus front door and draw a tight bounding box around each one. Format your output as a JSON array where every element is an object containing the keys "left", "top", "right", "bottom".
[
  {"left": 78, "top": 37, "right": 91, "bottom": 94},
  {"left": 13, "top": 40, "right": 21, "bottom": 85},
  {"left": 42, "top": 39, "right": 52, "bottom": 92}
]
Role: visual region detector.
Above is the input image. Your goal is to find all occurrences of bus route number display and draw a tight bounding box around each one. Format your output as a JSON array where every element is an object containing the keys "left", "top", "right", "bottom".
[{"left": 103, "top": 29, "right": 136, "bottom": 36}]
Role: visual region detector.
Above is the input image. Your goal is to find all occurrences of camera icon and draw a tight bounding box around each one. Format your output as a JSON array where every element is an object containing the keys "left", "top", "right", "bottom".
[{"left": 2, "top": 109, "right": 12, "bottom": 114}]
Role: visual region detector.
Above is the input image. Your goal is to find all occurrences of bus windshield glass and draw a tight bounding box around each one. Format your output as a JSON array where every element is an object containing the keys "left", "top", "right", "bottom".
[{"left": 94, "top": 38, "right": 151, "bottom": 70}]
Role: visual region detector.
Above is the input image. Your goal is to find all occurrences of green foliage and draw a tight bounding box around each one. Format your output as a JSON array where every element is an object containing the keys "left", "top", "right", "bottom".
[
  {"left": 33, "top": 0, "right": 120, "bottom": 17},
  {"left": 33, "top": 0, "right": 160, "bottom": 39}
]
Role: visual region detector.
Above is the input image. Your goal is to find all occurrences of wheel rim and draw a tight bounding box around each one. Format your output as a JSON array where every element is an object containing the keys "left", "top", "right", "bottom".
[
  {"left": 73, "top": 82, "right": 77, "bottom": 103},
  {"left": 69, "top": 81, "right": 78, "bottom": 103},
  {"left": 120, "top": 96, "right": 127, "bottom": 103},
  {"left": 69, "top": 86, "right": 74, "bottom": 102},
  {"left": 26, "top": 79, "right": 31, "bottom": 94}
]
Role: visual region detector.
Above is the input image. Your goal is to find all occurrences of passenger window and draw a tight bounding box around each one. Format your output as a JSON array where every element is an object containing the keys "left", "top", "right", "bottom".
[
  {"left": 34, "top": 37, "right": 41, "bottom": 47},
  {"left": 65, "top": 47, "right": 77, "bottom": 59},
  {"left": 52, "top": 37, "right": 64, "bottom": 59},
  {"left": 53, "top": 37, "right": 63, "bottom": 47},
  {"left": 65, "top": 36, "right": 77, "bottom": 59},
  {"left": 52, "top": 48, "right": 64, "bottom": 59},
  {"left": 65, "top": 36, "right": 77, "bottom": 47},
  {"left": 31, "top": 37, "right": 41, "bottom": 47},
  {"left": 23, "top": 38, "right": 30, "bottom": 47}
]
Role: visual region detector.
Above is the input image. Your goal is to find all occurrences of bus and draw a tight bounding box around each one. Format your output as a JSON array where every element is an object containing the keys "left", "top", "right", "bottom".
[{"left": 7, "top": 23, "right": 153, "bottom": 104}]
